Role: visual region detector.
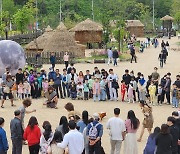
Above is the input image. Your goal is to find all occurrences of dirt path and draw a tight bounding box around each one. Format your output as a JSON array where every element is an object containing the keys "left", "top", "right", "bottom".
[{"left": 1, "top": 37, "right": 180, "bottom": 154}]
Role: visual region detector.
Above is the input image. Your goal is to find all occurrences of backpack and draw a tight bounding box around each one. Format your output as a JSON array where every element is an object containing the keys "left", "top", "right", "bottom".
[{"left": 88, "top": 122, "right": 100, "bottom": 140}]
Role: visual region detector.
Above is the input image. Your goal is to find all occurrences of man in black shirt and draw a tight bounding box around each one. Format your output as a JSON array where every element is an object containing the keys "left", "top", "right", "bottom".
[
  {"left": 167, "top": 116, "right": 179, "bottom": 154},
  {"left": 122, "top": 69, "right": 131, "bottom": 86},
  {"left": 112, "top": 48, "right": 119, "bottom": 66},
  {"left": 15, "top": 68, "right": 24, "bottom": 85}
]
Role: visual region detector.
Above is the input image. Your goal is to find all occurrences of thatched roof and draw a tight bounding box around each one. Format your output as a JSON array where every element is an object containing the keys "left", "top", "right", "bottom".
[
  {"left": 70, "top": 18, "right": 103, "bottom": 32},
  {"left": 126, "top": 20, "right": 144, "bottom": 27},
  {"left": 43, "top": 22, "right": 82, "bottom": 53},
  {"left": 25, "top": 25, "right": 53, "bottom": 50},
  {"left": 160, "top": 15, "right": 174, "bottom": 21}
]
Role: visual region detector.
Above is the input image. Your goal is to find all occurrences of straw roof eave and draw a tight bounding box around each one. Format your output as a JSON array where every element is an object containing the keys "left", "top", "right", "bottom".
[
  {"left": 69, "top": 18, "right": 103, "bottom": 32},
  {"left": 160, "top": 15, "right": 174, "bottom": 21},
  {"left": 126, "top": 20, "right": 144, "bottom": 27}
]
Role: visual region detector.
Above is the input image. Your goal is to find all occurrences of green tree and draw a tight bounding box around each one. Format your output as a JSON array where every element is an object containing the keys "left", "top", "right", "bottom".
[
  {"left": 174, "top": 12, "right": 180, "bottom": 30},
  {"left": 13, "top": 0, "right": 35, "bottom": 33}
]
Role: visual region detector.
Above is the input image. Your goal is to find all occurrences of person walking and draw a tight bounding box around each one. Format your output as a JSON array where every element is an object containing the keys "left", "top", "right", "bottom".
[
  {"left": 106, "top": 108, "right": 126, "bottom": 154},
  {"left": 87, "top": 113, "right": 103, "bottom": 154},
  {"left": 0, "top": 117, "right": 9, "bottom": 154},
  {"left": 50, "top": 52, "right": 56, "bottom": 71},
  {"left": 10, "top": 110, "right": 24, "bottom": 154},
  {"left": 63, "top": 52, "right": 69, "bottom": 70},
  {"left": 107, "top": 47, "right": 113, "bottom": 65},
  {"left": 158, "top": 50, "right": 164, "bottom": 68},
  {"left": 138, "top": 101, "right": 154, "bottom": 142},
  {"left": 112, "top": 48, "right": 119, "bottom": 66},
  {"left": 57, "top": 120, "right": 84, "bottom": 154},
  {"left": 124, "top": 110, "right": 139, "bottom": 154},
  {"left": 130, "top": 45, "right": 137, "bottom": 63},
  {"left": 23, "top": 116, "right": 41, "bottom": 154}
]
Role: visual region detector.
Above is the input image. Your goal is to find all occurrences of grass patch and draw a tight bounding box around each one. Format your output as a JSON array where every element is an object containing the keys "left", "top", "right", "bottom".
[{"left": 75, "top": 52, "right": 131, "bottom": 63}]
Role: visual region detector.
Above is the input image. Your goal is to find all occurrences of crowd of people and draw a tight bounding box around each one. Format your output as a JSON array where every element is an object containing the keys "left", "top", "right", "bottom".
[
  {"left": 0, "top": 36, "right": 180, "bottom": 153},
  {"left": 0, "top": 99, "right": 180, "bottom": 154},
  {"left": 0, "top": 64, "right": 180, "bottom": 109}
]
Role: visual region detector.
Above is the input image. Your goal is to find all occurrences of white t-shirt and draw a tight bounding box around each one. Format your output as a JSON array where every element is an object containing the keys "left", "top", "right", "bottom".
[
  {"left": 106, "top": 117, "right": 126, "bottom": 140},
  {"left": 57, "top": 129, "right": 84, "bottom": 154}
]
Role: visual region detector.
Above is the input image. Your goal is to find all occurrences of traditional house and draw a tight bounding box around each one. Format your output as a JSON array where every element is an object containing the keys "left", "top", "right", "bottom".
[
  {"left": 25, "top": 25, "right": 54, "bottom": 52},
  {"left": 126, "top": 20, "right": 144, "bottom": 37},
  {"left": 43, "top": 22, "right": 85, "bottom": 58},
  {"left": 70, "top": 18, "right": 103, "bottom": 45}
]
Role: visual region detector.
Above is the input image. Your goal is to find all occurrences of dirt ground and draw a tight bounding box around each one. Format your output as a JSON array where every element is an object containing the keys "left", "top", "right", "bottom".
[{"left": 1, "top": 36, "right": 180, "bottom": 154}]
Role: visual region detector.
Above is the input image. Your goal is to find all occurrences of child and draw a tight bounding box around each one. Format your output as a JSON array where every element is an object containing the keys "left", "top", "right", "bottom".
[
  {"left": 49, "top": 79, "right": 54, "bottom": 87},
  {"left": 121, "top": 80, "right": 126, "bottom": 102},
  {"left": 77, "top": 82, "right": 83, "bottom": 100},
  {"left": 69, "top": 79, "right": 77, "bottom": 100},
  {"left": 23, "top": 79, "right": 31, "bottom": 98},
  {"left": 157, "top": 84, "right": 163, "bottom": 106},
  {"left": 37, "top": 72, "right": 43, "bottom": 97},
  {"left": 88, "top": 76, "right": 94, "bottom": 98},
  {"left": 77, "top": 88, "right": 83, "bottom": 100},
  {"left": 42, "top": 79, "right": 49, "bottom": 94},
  {"left": 172, "top": 84, "right": 179, "bottom": 108},
  {"left": 84, "top": 79, "right": 89, "bottom": 100},
  {"left": 19, "top": 98, "right": 36, "bottom": 129},
  {"left": 100, "top": 77, "right": 106, "bottom": 101},
  {"left": 128, "top": 83, "right": 134, "bottom": 103},
  {"left": 148, "top": 81, "right": 156, "bottom": 105},
  {"left": 32, "top": 76, "right": 39, "bottom": 99},
  {"left": 92, "top": 78, "right": 101, "bottom": 102},
  {"left": 18, "top": 81, "right": 24, "bottom": 100},
  {"left": 11, "top": 83, "right": 17, "bottom": 100}
]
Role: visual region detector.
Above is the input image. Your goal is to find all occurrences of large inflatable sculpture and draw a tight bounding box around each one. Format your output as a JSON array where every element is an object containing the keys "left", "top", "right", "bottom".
[{"left": 0, "top": 40, "right": 26, "bottom": 77}]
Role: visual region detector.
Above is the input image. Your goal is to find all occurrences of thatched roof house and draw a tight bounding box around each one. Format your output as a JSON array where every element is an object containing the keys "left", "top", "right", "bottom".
[
  {"left": 160, "top": 15, "right": 174, "bottom": 21},
  {"left": 126, "top": 20, "right": 144, "bottom": 37},
  {"left": 160, "top": 15, "right": 174, "bottom": 36},
  {"left": 25, "top": 25, "right": 54, "bottom": 51},
  {"left": 70, "top": 18, "right": 103, "bottom": 44},
  {"left": 43, "top": 22, "right": 85, "bottom": 58}
]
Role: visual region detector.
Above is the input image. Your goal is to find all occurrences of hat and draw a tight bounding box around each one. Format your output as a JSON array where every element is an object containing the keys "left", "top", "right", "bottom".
[{"left": 93, "top": 113, "right": 100, "bottom": 120}]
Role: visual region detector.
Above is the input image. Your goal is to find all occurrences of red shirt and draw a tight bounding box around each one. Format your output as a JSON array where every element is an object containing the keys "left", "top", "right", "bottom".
[
  {"left": 121, "top": 84, "right": 127, "bottom": 93},
  {"left": 23, "top": 125, "right": 41, "bottom": 146}
]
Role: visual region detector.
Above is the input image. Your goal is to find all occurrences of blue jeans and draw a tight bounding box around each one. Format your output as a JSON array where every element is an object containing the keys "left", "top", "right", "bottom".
[
  {"left": 113, "top": 58, "right": 117, "bottom": 66},
  {"left": 100, "top": 89, "right": 106, "bottom": 101},
  {"left": 172, "top": 97, "right": 179, "bottom": 107},
  {"left": 93, "top": 94, "right": 100, "bottom": 101}
]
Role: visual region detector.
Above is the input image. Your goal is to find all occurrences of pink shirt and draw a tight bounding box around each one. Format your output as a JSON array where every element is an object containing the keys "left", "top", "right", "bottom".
[
  {"left": 125, "top": 119, "right": 138, "bottom": 133},
  {"left": 64, "top": 55, "right": 69, "bottom": 62}
]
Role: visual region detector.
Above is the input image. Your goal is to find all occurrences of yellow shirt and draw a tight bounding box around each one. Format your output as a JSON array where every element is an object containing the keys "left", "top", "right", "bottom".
[{"left": 148, "top": 85, "right": 156, "bottom": 95}]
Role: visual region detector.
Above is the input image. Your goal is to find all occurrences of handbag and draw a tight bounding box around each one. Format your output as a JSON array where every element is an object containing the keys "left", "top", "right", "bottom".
[{"left": 3, "top": 86, "right": 10, "bottom": 93}]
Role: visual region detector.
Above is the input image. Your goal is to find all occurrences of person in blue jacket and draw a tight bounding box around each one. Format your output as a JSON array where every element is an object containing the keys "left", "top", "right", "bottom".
[
  {"left": 48, "top": 67, "right": 56, "bottom": 82},
  {"left": 143, "top": 127, "right": 160, "bottom": 154},
  {"left": 0, "top": 117, "right": 9, "bottom": 154}
]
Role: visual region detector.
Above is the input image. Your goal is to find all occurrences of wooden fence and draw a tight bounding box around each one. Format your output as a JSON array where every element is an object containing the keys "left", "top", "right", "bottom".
[{"left": 25, "top": 51, "right": 76, "bottom": 66}]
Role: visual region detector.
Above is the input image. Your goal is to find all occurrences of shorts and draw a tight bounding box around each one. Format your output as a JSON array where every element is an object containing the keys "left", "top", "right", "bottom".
[{"left": 3, "top": 93, "right": 13, "bottom": 100}]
